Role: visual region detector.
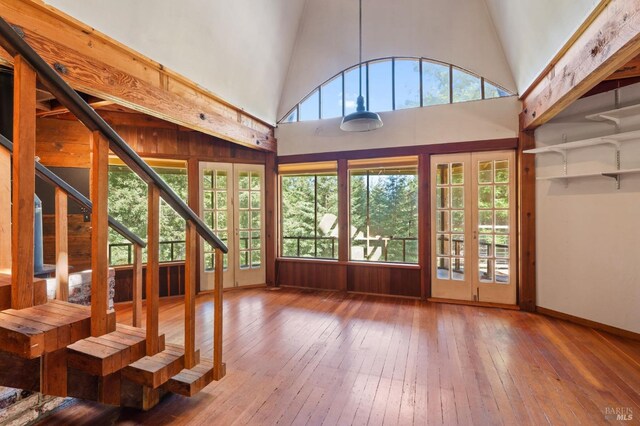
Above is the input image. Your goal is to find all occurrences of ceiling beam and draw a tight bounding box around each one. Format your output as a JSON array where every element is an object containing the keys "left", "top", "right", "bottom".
[
  {"left": 521, "top": 0, "right": 640, "bottom": 130},
  {"left": 0, "top": 0, "right": 275, "bottom": 152},
  {"left": 604, "top": 52, "right": 640, "bottom": 80},
  {"left": 37, "top": 99, "right": 113, "bottom": 118}
]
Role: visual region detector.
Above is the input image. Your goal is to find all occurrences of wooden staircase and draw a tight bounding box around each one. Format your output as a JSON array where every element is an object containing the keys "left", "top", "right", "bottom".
[{"left": 0, "top": 15, "right": 227, "bottom": 411}]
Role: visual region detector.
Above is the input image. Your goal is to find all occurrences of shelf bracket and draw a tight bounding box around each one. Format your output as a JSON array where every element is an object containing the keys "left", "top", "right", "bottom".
[
  {"left": 602, "top": 171, "right": 621, "bottom": 190},
  {"left": 548, "top": 148, "right": 568, "bottom": 184},
  {"left": 596, "top": 114, "right": 621, "bottom": 126}
]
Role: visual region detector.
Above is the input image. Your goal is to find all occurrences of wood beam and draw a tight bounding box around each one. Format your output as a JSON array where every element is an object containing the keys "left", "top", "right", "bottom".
[
  {"left": 11, "top": 55, "right": 35, "bottom": 309},
  {"left": 54, "top": 187, "right": 68, "bottom": 301},
  {"left": 146, "top": 184, "right": 160, "bottom": 356},
  {"left": 418, "top": 154, "right": 431, "bottom": 300},
  {"left": 90, "top": 130, "right": 110, "bottom": 335},
  {"left": 337, "top": 159, "right": 349, "bottom": 267},
  {"left": 264, "top": 153, "right": 277, "bottom": 287},
  {"left": 37, "top": 99, "right": 113, "bottom": 118},
  {"left": 604, "top": 52, "right": 640, "bottom": 80},
  {"left": 517, "top": 120, "right": 536, "bottom": 312},
  {"left": 0, "top": 0, "right": 275, "bottom": 151},
  {"left": 0, "top": 138, "right": 10, "bottom": 271},
  {"left": 522, "top": 0, "right": 640, "bottom": 129}
]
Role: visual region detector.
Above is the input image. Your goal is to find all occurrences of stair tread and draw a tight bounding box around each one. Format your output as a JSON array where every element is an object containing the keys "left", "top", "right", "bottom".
[
  {"left": 166, "top": 359, "right": 214, "bottom": 397},
  {"left": 0, "top": 301, "right": 95, "bottom": 358},
  {"left": 123, "top": 344, "right": 185, "bottom": 389}
]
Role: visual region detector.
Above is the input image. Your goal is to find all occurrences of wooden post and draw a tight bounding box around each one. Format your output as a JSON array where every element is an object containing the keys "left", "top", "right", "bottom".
[
  {"left": 146, "top": 184, "right": 160, "bottom": 355},
  {"left": 264, "top": 152, "right": 277, "bottom": 286},
  {"left": 0, "top": 145, "right": 10, "bottom": 271},
  {"left": 418, "top": 154, "right": 431, "bottom": 299},
  {"left": 212, "top": 248, "right": 225, "bottom": 380},
  {"left": 55, "top": 188, "right": 69, "bottom": 301},
  {"left": 132, "top": 243, "right": 143, "bottom": 327},
  {"left": 337, "top": 159, "right": 348, "bottom": 291},
  {"left": 11, "top": 56, "right": 36, "bottom": 309},
  {"left": 187, "top": 158, "right": 201, "bottom": 293},
  {"left": 184, "top": 222, "right": 196, "bottom": 368},
  {"left": 90, "top": 130, "right": 110, "bottom": 336},
  {"left": 518, "top": 120, "right": 537, "bottom": 312}
]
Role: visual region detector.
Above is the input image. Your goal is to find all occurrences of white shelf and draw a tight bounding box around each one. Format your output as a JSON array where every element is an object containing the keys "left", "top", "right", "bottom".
[
  {"left": 523, "top": 129, "right": 640, "bottom": 155},
  {"left": 539, "top": 168, "right": 640, "bottom": 188},
  {"left": 601, "top": 168, "right": 640, "bottom": 178},
  {"left": 585, "top": 104, "right": 640, "bottom": 124},
  {"left": 537, "top": 172, "right": 603, "bottom": 181}
]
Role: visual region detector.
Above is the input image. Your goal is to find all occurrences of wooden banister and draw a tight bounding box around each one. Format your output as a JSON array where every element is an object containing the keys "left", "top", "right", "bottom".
[
  {"left": 146, "top": 184, "right": 160, "bottom": 355},
  {"left": 55, "top": 187, "right": 68, "bottom": 301},
  {"left": 90, "top": 130, "right": 110, "bottom": 336},
  {"left": 213, "top": 249, "right": 225, "bottom": 379},
  {"left": 11, "top": 55, "right": 35, "bottom": 310},
  {"left": 132, "top": 243, "right": 143, "bottom": 328}
]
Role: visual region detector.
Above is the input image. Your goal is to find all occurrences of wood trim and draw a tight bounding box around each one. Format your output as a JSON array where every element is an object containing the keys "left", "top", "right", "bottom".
[
  {"left": 12, "top": 55, "right": 36, "bottom": 309},
  {"left": 264, "top": 153, "right": 277, "bottom": 286},
  {"left": 428, "top": 297, "right": 520, "bottom": 310},
  {"left": 132, "top": 244, "right": 143, "bottom": 328},
  {"left": 277, "top": 138, "right": 518, "bottom": 164},
  {"left": 90, "top": 130, "right": 110, "bottom": 335},
  {"left": 337, "top": 159, "right": 349, "bottom": 272},
  {"left": 276, "top": 257, "right": 346, "bottom": 265},
  {"left": 536, "top": 306, "right": 640, "bottom": 342},
  {"left": 521, "top": 0, "right": 640, "bottom": 129},
  {"left": 418, "top": 154, "right": 430, "bottom": 299},
  {"left": 146, "top": 184, "right": 160, "bottom": 355},
  {"left": 518, "top": 0, "right": 613, "bottom": 99},
  {"left": 54, "top": 187, "right": 68, "bottom": 301},
  {"left": 0, "top": 0, "right": 275, "bottom": 151},
  {"left": 517, "top": 124, "right": 536, "bottom": 311}
]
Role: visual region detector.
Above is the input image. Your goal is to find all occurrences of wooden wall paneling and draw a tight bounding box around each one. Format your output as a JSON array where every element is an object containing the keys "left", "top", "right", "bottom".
[
  {"left": 518, "top": 124, "right": 536, "bottom": 312},
  {"left": 276, "top": 260, "right": 347, "bottom": 291},
  {"left": 11, "top": 55, "right": 36, "bottom": 309},
  {"left": 36, "top": 118, "right": 91, "bottom": 168},
  {"left": 146, "top": 184, "right": 160, "bottom": 355},
  {"left": 265, "top": 152, "right": 277, "bottom": 286},
  {"left": 0, "top": 134, "right": 10, "bottom": 270},
  {"left": 418, "top": 154, "right": 430, "bottom": 299},
  {"left": 521, "top": 0, "right": 640, "bottom": 129},
  {"left": 0, "top": 0, "right": 275, "bottom": 151},
  {"left": 347, "top": 263, "right": 421, "bottom": 298},
  {"left": 54, "top": 187, "right": 68, "bottom": 301},
  {"left": 90, "top": 130, "right": 110, "bottom": 335},
  {"left": 42, "top": 214, "right": 91, "bottom": 271},
  {"left": 132, "top": 244, "right": 143, "bottom": 327}
]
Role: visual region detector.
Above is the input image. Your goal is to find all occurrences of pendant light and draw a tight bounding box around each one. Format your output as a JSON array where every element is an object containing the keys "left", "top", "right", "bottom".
[{"left": 340, "top": 0, "right": 383, "bottom": 132}]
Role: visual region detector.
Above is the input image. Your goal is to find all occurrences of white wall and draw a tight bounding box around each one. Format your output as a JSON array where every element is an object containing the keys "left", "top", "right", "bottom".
[
  {"left": 278, "top": 0, "right": 516, "bottom": 120},
  {"left": 535, "top": 83, "right": 640, "bottom": 334},
  {"left": 484, "top": 0, "right": 601, "bottom": 95},
  {"left": 276, "top": 96, "right": 520, "bottom": 156},
  {"left": 44, "top": 0, "right": 308, "bottom": 124}
]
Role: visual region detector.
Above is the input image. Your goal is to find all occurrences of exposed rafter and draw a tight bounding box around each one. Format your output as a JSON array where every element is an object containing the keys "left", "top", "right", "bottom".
[{"left": 0, "top": 0, "right": 275, "bottom": 152}]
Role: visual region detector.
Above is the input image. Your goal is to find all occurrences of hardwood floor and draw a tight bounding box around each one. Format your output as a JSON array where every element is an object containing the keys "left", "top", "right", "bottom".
[{"left": 36, "top": 288, "right": 640, "bottom": 425}]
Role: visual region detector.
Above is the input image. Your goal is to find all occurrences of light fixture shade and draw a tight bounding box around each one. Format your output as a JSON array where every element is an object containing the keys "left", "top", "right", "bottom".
[{"left": 340, "top": 110, "right": 384, "bottom": 132}]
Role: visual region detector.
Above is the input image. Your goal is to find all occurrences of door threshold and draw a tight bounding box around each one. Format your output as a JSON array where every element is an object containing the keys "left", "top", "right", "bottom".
[{"left": 428, "top": 297, "right": 520, "bottom": 310}]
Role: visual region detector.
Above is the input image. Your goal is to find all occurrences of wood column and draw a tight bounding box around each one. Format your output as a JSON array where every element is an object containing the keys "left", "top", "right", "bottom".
[
  {"left": 146, "top": 184, "right": 160, "bottom": 355},
  {"left": 337, "top": 159, "right": 349, "bottom": 291},
  {"left": 264, "top": 152, "right": 277, "bottom": 286},
  {"left": 11, "top": 56, "right": 36, "bottom": 309},
  {"left": 213, "top": 248, "right": 225, "bottom": 380},
  {"left": 186, "top": 158, "right": 200, "bottom": 293},
  {"left": 418, "top": 154, "right": 431, "bottom": 299},
  {"left": 0, "top": 138, "right": 10, "bottom": 271},
  {"left": 132, "top": 244, "right": 143, "bottom": 327},
  {"left": 90, "top": 131, "right": 110, "bottom": 335},
  {"left": 518, "top": 119, "right": 536, "bottom": 312},
  {"left": 184, "top": 222, "right": 196, "bottom": 369},
  {"left": 55, "top": 188, "right": 68, "bottom": 301}
]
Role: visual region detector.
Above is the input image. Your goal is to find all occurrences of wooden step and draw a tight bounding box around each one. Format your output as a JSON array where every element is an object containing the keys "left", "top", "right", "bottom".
[
  {"left": 0, "top": 301, "right": 115, "bottom": 358},
  {"left": 122, "top": 343, "right": 186, "bottom": 389},
  {"left": 165, "top": 358, "right": 215, "bottom": 397},
  {"left": 0, "top": 274, "right": 48, "bottom": 311},
  {"left": 67, "top": 324, "right": 149, "bottom": 376}
]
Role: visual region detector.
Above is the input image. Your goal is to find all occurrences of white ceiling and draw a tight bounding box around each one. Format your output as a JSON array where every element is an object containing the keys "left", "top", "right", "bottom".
[{"left": 45, "top": 0, "right": 601, "bottom": 125}]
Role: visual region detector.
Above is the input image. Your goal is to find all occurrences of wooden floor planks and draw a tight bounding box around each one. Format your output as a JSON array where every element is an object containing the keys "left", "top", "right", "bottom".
[{"left": 34, "top": 287, "right": 640, "bottom": 425}]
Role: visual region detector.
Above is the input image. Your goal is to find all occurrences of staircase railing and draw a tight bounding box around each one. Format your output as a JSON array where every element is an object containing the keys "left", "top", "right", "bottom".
[{"left": 0, "top": 16, "right": 226, "bottom": 377}]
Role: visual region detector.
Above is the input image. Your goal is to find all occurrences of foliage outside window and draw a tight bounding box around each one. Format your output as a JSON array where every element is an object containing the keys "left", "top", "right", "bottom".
[
  {"left": 350, "top": 162, "right": 418, "bottom": 264},
  {"left": 108, "top": 163, "right": 188, "bottom": 266},
  {"left": 280, "top": 57, "right": 514, "bottom": 123},
  {"left": 280, "top": 168, "right": 339, "bottom": 259}
]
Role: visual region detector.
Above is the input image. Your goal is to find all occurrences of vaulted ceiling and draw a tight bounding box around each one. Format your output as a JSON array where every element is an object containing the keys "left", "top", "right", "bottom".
[{"left": 45, "top": 0, "right": 603, "bottom": 125}]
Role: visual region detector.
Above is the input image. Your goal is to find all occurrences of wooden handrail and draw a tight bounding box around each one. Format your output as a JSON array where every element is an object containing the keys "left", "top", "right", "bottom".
[{"left": 0, "top": 16, "right": 228, "bottom": 254}]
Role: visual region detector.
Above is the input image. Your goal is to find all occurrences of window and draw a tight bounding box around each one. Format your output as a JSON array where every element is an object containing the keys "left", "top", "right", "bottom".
[
  {"left": 321, "top": 74, "right": 343, "bottom": 119},
  {"left": 452, "top": 67, "right": 482, "bottom": 103},
  {"left": 394, "top": 58, "right": 420, "bottom": 109},
  {"left": 422, "top": 60, "right": 450, "bottom": 106},
  {"left": 367, "top": 60, "right": 393, "bottom": 112},
  {"left": 349, "top": 158, "right": 418, "bottom": 264},
  {"left": 280, "top": 162, "right": 339, "bottom": 259},
  {"left": 299, "top": 89, "right": 320, "bottom": 121},
  {"left": 279, "top": 57, "right": 515, "bottom": 124},
  {"left": 108, "top": 159, "right": 188, "bottom": 266}
]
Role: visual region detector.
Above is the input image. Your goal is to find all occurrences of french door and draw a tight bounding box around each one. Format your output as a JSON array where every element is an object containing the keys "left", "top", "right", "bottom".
[
  {"left": 430, "top": 151, "right": 516, "bottom": 305},
  {"left": 199, "top": 162, "right": 265, "bottom": 290}
]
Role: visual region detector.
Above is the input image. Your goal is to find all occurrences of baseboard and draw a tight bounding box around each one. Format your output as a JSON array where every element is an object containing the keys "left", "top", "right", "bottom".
[
  {"left": 536, "top": 306, "right": 640, "bottom": 342},
  {"left": 428, "top": 297, "right": 520, "bottom": 310}
]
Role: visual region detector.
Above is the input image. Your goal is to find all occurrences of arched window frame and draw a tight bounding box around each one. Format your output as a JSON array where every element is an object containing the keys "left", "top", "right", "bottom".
[{"left": 279, "top": 57, "right": 515, "bottom": 124}]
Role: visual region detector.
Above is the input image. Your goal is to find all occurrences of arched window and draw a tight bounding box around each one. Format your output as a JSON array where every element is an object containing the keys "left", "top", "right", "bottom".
[{"left": 280, "top": 57, "right": 514, "bottom": 124}]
